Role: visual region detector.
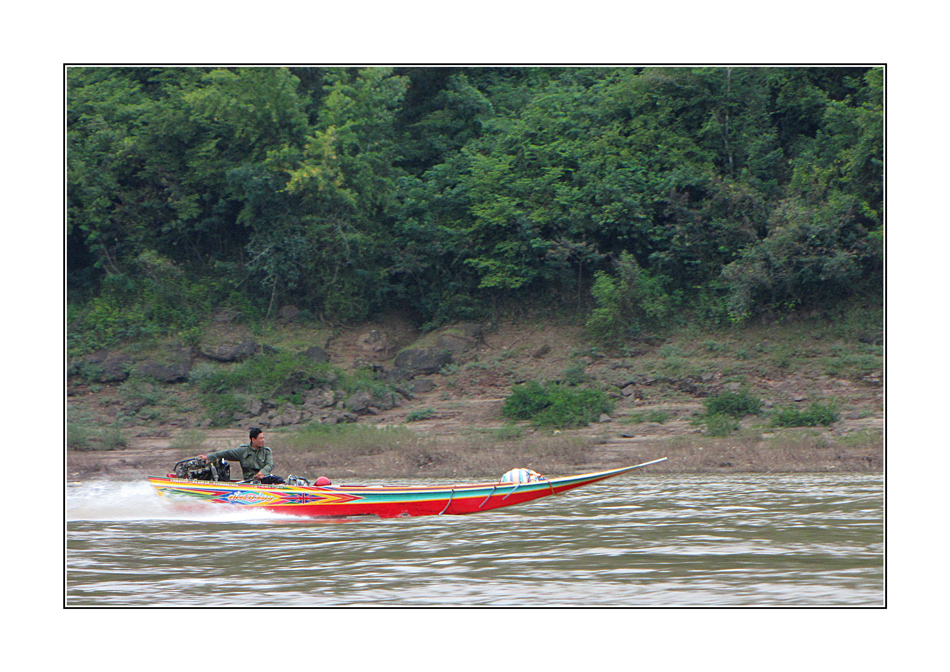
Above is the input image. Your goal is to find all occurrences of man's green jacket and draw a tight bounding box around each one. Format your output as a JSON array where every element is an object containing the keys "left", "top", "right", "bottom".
[{"left": 205, "top": 444, "right": 274, "bottom": 481}]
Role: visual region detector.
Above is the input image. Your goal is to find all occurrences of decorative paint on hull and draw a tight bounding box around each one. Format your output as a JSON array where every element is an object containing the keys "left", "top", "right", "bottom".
[{"left": 148, "top": 458, "right": 667, "bottom": 518}]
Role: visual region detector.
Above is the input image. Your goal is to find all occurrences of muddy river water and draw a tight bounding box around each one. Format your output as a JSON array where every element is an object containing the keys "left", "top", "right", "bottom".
[{"left": 66, "top": 473, "right": 883, "bottom": 606}]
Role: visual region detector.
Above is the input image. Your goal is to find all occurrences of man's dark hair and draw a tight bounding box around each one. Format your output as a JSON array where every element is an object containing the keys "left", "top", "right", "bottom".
[{"left": 249, "top": 427, "right": 263, "bottom": 440}]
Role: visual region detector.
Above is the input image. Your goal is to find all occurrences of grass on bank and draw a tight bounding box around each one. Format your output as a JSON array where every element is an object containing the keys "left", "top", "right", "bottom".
[
  {"left": 278, "top": 422, "right": 430, "bottom": 457},
  {"left": 277, "top": 420, "right": 574, "bottom": 457},
  {"left": 622, "top": 409, "right": 673, "bottom": 424},
  {"left": 67, "top": 422, "right": 129, "bottom": 451},
  {"left": 267, "top": 419, "right": 603, "bottom": 478},
  {"left": 666, "top": 425, "right": 882, "bottom": 457}
]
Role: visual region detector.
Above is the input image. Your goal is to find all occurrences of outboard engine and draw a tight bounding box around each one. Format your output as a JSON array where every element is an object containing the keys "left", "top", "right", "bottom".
[{"left": 173, "top": 458, "right": 231, "bottom": 482}]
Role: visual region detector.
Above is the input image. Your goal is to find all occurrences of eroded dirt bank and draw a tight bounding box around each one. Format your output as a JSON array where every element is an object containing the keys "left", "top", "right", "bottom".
[{"left": 67, "top": 318, "right": 883, "bottom": 482}]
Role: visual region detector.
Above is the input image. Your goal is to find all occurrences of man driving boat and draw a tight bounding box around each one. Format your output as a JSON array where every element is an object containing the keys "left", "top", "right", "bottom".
[{"left": 198, "top": 427, "right": 285, "bottom": 484}]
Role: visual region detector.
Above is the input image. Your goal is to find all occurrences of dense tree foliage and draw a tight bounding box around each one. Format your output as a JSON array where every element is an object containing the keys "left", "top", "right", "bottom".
[{"left": 67, "top": 66, "right": 883, "bottom": 350}]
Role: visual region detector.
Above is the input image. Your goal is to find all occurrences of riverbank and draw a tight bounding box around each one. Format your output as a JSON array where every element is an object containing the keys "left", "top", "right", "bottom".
[
  {"left": 67, "top": 314, "right": 884, "bottom": 482},
  {"left": 67, "top": 420, "right": 883, "bottom": 483}
]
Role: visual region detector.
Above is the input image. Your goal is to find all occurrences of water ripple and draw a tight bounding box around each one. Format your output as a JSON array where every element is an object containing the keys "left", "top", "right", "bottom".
[{"left": 67, "top": 473, "right": 883, "bottom": 606}]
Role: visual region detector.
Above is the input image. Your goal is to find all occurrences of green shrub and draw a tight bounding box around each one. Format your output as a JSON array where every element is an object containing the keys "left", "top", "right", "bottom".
[
  {"left": 68, "top": 296, "right": 155, "bottom": 354},
  {"left": 192, "top": 351, "right": 340, "bottom": 400},
  {"left": 646, "top": 410, "right": 670, "bottom": 423},
  {"left": 771, "top": 401, "right": 840, "bottom": 427},
  {"left": 67, "top": 422, "right": 128, "bottom": 451},
  {"left": 502, "top": 380, "right": 553, "bottom": 419},
  {"left": 67, "top": 259, "right": 221, "bottom": 356},
  {"left": 704, "top": 413, "right": 740, "bottom": 436},
  {"left": 406, "top": 408, "right": 436, "bottom": 422},
  {"left": 200, "top": 391, "right": 247, "bottom": 427},
  {"left": 703, "top": 340, "right": 726, "bottom": 353},
  {"left": 68, "top": 359, "right": 105, "bottom": 383},
  {"left": 822, "top": 354, "right": 882, "bottom": 377},
  {"left": 99, "top": 424, "right": 129, "bottom": 450},
  {"left": 561, "top": 361, "right": 590, "bottom": 386},
  {"left": 586, "top": 251, "right": 672, "bottom": 347},
  {"left": 503, "top": 381, "right": 614, "bottom": 429},
  {"left": 118, "top": 377, "right": 165, "bottom": 408},
  {"left": 721, "top": 201, "right": 878, "bottom": 322},
  {"left": 67, "top": 422, "right": 92, "bottom": 451},
  {"left": 659, "top": 344, "right": 685, "bottom": 359},
  {"left": 338, "top": 367, "right": 394, "bottom": 398},
  {"left": 190, "top": 352, "right": 398, "bottom": 426},
  {"left": 704, "top": 389, "right": 763, "bottom": 418},
  {"left": 661, "top": 356, "right": 697, "bottom": 377}
]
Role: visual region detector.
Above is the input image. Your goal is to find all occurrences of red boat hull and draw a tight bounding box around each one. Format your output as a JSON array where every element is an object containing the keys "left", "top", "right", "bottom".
[{"left": 148, "top": 459, "right": 667, "bottom": 518}]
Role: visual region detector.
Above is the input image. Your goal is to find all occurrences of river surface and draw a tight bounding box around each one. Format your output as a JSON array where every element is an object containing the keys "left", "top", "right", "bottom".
[{"left": 66, "top": 473, "right": 883, "bottom": 606}]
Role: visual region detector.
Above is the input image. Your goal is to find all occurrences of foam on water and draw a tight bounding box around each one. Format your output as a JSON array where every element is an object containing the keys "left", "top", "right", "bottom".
[{"left": 66, "top": 479, "right": 293, "bottom": 523}]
